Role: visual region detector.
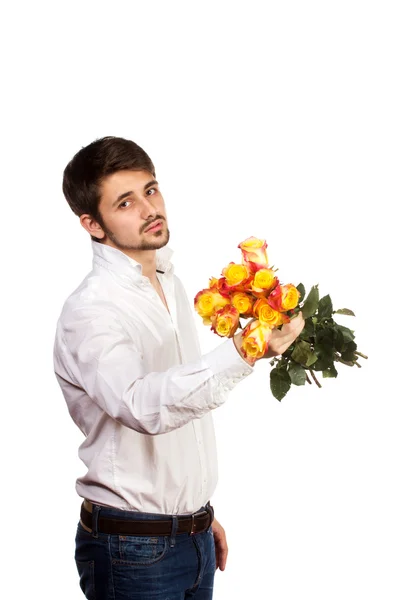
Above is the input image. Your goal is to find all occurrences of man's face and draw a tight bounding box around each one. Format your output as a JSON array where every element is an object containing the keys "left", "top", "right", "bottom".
[{"left": 94, "top": 169, "right": 170, "bottom": 251}]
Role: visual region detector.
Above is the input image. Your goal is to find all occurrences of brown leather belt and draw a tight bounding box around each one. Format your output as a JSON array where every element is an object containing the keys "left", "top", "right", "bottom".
[{"left": 80, "top": 500, "right": 214, "bottom": 536}]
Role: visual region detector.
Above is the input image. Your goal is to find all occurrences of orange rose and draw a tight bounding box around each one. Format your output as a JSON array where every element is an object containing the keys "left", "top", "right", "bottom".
[
  {"left": 208, "top": 276, "right": 219, "bottom": 289},
  {"left": 238, "top": 237, "right": 269, "bottom": 273},
  {"left": 251, "top": 268, "right": 278, "bottom": 295},
  {"left": 210, "top": 305, "right": 240, "bottom": 337},
  {"left": 231, "top": 292, "right": 254, "bottom": 317},
  {"left": 253, "top": 298, "right": 290, "bottom": 327},
  {"left": 194, "top": 288, "right": 230, "bottom": 319},
  {"left": 241, "top": 319, "right": 272, "bottom": 359},
  {"left": 221, "top": 262, "right": 251, "bottom": 288},
  {"left": 217, "top": 277, "right": 232, "bottom": 297},
  {"left": 267, "top": 284, "right": 300, "bottom": 312},
  {"left": 280, "top": 284, "right": 300, "bottom": 311}
]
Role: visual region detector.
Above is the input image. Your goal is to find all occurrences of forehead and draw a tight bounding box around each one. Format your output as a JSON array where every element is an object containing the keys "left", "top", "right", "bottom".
[{"left": 99, "top": 169, "right": 155, "bottom": 203}]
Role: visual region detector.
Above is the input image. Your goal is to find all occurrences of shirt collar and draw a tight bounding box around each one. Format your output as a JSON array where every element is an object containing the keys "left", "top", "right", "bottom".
[{"left": 91, "top": 240, "right": 174, "bottom": 281}]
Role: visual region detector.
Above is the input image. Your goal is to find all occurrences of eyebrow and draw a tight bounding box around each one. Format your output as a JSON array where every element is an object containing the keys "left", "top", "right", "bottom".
[{"left": 112, "top": 179, "right": 159, "bottom": 207}]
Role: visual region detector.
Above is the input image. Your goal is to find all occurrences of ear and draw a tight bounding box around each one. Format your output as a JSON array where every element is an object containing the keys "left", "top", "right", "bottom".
[{"left": 80, "top": 214, "right": 105, "bottom": 240}]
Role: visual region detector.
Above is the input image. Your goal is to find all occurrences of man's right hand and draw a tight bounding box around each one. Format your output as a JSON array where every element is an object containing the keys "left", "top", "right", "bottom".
[
  {"left": 233, "top": 312, "right": 305, "bottom": 366},
  {"left": 262, "top": 312, "right": 305, "bottom": 358}
]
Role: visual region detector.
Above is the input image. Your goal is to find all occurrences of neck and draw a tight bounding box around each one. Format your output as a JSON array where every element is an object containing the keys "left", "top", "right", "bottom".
[
  {"left": 101, "top": 240, "right": 158, "bottom": 280},
  {"left": 126, "top": 249, "right": 157, "bottom": 280}
]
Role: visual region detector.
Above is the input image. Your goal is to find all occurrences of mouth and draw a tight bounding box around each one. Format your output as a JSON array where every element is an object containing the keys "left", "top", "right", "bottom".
[{"left": 144, "top": 219, "right": 163, "bottom": 233}]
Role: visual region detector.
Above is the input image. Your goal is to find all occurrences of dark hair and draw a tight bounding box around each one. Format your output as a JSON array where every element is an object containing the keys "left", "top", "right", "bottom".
[{"left": 62, "top": 136, "right": 156, "bottom": 242}]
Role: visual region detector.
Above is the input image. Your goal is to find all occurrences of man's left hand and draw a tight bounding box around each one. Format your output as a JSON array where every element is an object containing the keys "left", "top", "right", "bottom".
[{"left": 211, "top": 518, "right": 228, "bottom": 571}]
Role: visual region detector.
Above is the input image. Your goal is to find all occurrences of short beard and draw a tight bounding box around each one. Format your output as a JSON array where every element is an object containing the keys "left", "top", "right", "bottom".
[{"left": 94, "top": 213, "right": 170, "bottom": 251}]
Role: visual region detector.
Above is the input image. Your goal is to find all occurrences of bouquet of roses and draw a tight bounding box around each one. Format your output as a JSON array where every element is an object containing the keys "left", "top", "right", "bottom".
[{"left": 194, "top": 237, "right": 367, "bottom": 400}]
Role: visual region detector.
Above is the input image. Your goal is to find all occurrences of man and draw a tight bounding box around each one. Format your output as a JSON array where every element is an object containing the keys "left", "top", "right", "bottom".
[{"left": 53, "top": 136, "right": 304, "bottom": 599}]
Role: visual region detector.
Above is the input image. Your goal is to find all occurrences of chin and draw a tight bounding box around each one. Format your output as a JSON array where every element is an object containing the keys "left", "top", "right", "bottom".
[
  {"left": 143, "top": 228, "right": 170, "bottom": 248},
  {"left": 156, "top": 229, "right": 170, "bottom": 246}
]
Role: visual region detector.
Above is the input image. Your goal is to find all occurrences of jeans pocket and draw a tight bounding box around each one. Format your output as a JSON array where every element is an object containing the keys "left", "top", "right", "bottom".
[
  {"left": 76, "top": 559, "right": 96, "bottom": 600},
  {"left": 112, "top": 535, "right": 168, "bottom": 567}
]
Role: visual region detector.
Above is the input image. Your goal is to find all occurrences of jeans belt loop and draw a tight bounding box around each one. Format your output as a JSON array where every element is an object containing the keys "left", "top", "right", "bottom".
[
  {"left": 190, "top": 513, "right": 196, "bottom": 536},
  {"left": 91, "top": 505, "right": 101, "bottom": 539},
  {"left": 169, "top": 515, "right": 178, "bottom": 548},
  {"left": 205, "top": 501, "right": 214, "bottom": 523}
]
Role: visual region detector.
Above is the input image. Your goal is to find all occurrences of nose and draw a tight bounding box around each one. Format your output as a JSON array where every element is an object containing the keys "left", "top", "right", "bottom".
[{"left": 139, "top": 194, "right": 157, "bottom": 220}]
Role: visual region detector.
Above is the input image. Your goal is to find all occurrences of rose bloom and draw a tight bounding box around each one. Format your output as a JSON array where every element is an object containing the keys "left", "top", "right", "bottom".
[
  {"left": 241, "top": 319, "right": 272, "bottom": 360},
  {"left": 238, "top": 237, "right": 269, "bottom": 272},
  {"left": 253, "top": 298, "right": 290, "bottom": 327},
  {"left": 221, "top": 262, "right": 251, "bottom": 288},
  {"left": 267, "top": 284, "right": 300, "bottom": 312},
  {"left": 217, "top": 277, "right": 232, "bottom": 297},
  {"left": 210, "top": 305, "right": 240, "bottom": 337},
  {"left": 251, "top": 268, "right": 278, "bottom": 298},
  {"left": 194, "top": 288, "right": 230, "bottom": 322},
  {"left": 231, "top": 292, "right": 254, "bottom": 317},
  {"left": 209, "top": 276, "right": 219, "bottom": 288}
]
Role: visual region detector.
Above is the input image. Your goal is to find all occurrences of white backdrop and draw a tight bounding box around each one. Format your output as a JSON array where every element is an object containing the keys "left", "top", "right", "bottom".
[{"left": 1, "top": 1, "right": 398, "bottom": 598}]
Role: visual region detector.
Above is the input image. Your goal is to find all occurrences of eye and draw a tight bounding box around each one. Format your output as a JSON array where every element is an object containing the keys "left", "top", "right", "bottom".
[
  {"left": 119, "top": 200, "right": 132, "bottom": 208},
  {"left": 147, "top": 187, "right": 157, "bottom": 196}
]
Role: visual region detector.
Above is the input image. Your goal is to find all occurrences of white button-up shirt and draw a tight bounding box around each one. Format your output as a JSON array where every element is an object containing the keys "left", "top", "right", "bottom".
[{"left": 53, "top": 241, "right": 254, "bottom": 515}]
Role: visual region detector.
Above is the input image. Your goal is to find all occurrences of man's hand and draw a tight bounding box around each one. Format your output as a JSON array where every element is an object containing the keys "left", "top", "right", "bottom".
[
  {"left": 233, "top": 312, "right": 305, "bottom": 365},
  {"left": 263, "top": 312, "right": 305, "bottom": 358},
  {"left": 211, "top": 518, "right": 228, "bottom": 571}
]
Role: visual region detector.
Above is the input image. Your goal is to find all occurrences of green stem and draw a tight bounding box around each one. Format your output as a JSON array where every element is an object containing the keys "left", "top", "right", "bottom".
[
  {"left": 305, "top": 372, "right": 312, "bottom": 385},
  {"left": 309, "top": 369, "right": 322, "bottom": 388},
  {"left": 334, "top": 352, "right": 354, "bottom": 367},
  {"left": 354, "top": 351, "right": 368, "bottom": 360},
  {"left": 336, "top": 357, "right": 355, "bottom": 367}
]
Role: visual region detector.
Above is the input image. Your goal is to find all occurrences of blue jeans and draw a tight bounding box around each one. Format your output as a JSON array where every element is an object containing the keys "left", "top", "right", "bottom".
[{"left": 75, "top": 502, "right": 216, "bottom": 599}]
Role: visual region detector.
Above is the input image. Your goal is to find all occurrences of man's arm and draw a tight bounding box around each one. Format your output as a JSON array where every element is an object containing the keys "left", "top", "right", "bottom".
[{"left": 54, "top": 307, "right": 254, "bottom": 436}]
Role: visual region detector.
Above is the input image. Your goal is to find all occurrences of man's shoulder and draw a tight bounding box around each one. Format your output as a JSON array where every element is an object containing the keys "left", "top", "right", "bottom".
[{"left": 57, "top": 269, "right": 118, "bottom": 328}]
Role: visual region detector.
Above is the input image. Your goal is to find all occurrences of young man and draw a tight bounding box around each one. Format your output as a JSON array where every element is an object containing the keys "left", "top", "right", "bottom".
[{"left": 53, "top": 136, "right": 304, "bottom": 599}]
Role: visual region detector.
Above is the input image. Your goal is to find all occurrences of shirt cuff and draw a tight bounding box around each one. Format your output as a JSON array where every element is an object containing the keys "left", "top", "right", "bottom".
[{"left": 202, "top": 337, "right": 255, "bottom": 388}]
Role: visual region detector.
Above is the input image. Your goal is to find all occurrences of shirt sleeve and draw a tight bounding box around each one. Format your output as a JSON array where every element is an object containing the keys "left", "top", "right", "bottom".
[{"left": 54, "top": 308, "right": 254, "bottom": 435}]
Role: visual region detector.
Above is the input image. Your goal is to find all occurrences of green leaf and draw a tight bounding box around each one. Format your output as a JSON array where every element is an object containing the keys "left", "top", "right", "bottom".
[
  {"left": 341, "top": 349, "right": 357, "bottom": 362},
  {"left": 318, "top": 295, "right": 333, "bottom": 320},
  {"left": 292, "top": 340, "right": 313, "bottom": 365},
  {"left": 336, "top": 324, "right": 355, "bottom": 343},
  {"left": 334, "top": 308, "right": 355, "bottom": 316},
  {"left": 288, "top": 363, "right": 307, "bottom": 386},
  {"left": 334, "top": 328, "right": 345, "bottom": 352},
  {"left": 299, "top": 317, "right": 316, "bottom": 341},
  {"left": 314, "top": 329, "right": 335, "bottom": 370},
  {"left": 301, "top": 285, "right": 319, "bottom": 319},
  {"left": 316, "top": 327, "right": 335, "bottom": 353},
  {"left": 270, "top": 368, "right": 292, "bottom": 401},
  {"left": 296, "top": 283, "right": 306, "bottom": 303},
  {"left": 313, "top": 356, "right": 332, "bottom": 371},
  {"left": 345, "top": 341, "right": 357, "bottom": 353},
  {"left": 306, "top": 352, "right": 318, "bottom": 367},
  {"left": 323, "top": 364, "right": 338, "bottom": 378}
]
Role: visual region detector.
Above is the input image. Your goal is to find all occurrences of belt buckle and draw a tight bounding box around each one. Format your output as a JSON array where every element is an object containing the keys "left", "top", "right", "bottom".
[{"left": 190, "top": 508, "right": 209, "bottom": 535}]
